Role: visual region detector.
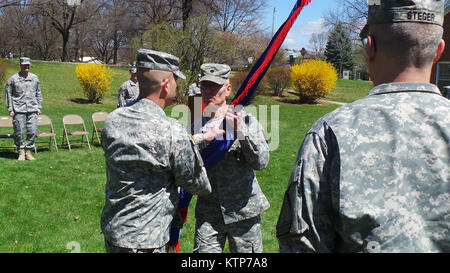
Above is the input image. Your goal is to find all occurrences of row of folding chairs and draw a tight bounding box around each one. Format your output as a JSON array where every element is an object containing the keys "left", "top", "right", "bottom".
[{"left": 0, "top": 112, "right": 109, "bottom": 153}]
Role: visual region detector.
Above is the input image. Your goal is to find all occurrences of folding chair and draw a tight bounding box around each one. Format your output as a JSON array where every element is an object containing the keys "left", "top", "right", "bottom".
[
  {"left": 61, "top": 114, "right": 91, "bottom": 151},
  {"left": 91, "top": 112, "right": 108, "bottom": 145},
  {"left": 34, "top": 115, "right": 58, "bottom": 154},
  {"left": 0, "top": 116, "right": 15, "bottom": 151}
]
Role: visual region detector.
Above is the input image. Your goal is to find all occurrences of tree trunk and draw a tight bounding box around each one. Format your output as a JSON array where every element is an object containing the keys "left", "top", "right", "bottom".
[
  {"left": 182, "top": 0, "right": 192, "bottom": 31},
  {"left": 113, "top": 31, "right": 118, "bottom": 64},
  {"left": 61, "top": 31, "right": 70, "bottom": 62}
]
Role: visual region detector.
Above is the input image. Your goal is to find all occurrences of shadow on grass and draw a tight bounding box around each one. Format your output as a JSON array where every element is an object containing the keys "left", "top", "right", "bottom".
[
  {"left": 70, "top": 98, "right": 92, "bottom": 104},
  {"left": 0, "top": 150, "right": 17, "bottom": 159},
  {"left": 70, "top": 98, "right": 103, "bottom": 105},
  {"left": 280, "top": 98, "right": 319, "bottom": 105},
  {"left": 90, "top": 143, "right": 102, "bottom": 148}
]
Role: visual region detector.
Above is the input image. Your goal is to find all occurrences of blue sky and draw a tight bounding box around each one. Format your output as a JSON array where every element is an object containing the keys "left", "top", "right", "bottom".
[{"left": 261, "top": 0, "right": 340, "bottom": 50}]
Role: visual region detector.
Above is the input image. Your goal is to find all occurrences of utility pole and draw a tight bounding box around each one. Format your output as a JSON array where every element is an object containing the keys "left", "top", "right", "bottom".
[{"left": 272, "top": 7, "right": 276, "bottom": 36}]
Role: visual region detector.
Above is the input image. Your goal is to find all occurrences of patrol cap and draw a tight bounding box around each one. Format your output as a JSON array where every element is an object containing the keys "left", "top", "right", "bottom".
[
  {"left": 199, "top": 63, "right": 231, "bottom": 85},
  {"left": 20, "top": 57, "right": 31, "bottom": 65},
  {"left": 360, "top": 0, "right": 445, "bottom": 39},
  {"left": 136, "top": 49, "right": 186, "bottom": 80}
]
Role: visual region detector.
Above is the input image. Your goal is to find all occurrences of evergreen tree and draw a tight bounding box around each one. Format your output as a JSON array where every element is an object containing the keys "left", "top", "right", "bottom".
[{"left": 324, "top": 22, "right": 355, "bottom": 78}]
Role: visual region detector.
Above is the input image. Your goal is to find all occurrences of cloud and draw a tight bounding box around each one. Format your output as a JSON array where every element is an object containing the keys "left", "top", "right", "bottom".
[
  {"left": 284, "top": 38, "right": 296, "bottom": 47},
  {"left": 289, "top": 18, "right": 328, "bottom": 38},
  {"left": 283, "top": 18, "right": 329, "bottom": 49}
]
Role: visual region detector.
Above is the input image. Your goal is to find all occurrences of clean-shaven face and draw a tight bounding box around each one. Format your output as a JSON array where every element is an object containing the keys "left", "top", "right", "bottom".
[
  {"left": 200, "top": 81, "right": 230, "bottom": 107},
  {"left": 166, "top": 73, "right": 178, "bottom": 105},
  {"left": 20, "top": 64, "right": 30, "bottom": 74}
]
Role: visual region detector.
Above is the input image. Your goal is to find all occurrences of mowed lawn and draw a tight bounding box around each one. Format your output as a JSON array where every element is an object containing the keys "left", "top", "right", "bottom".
[{"left": 0, "top": 59, "right": 371, "bottom": 253}]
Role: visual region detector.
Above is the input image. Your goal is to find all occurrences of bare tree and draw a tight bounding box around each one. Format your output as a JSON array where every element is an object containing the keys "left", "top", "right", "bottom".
[
  {"left": 324, "top": 0, "right": 367, "bottom": 40},
  {"left": 26, "top": 7, "right": 60, "bottom": 60},
  {"left": 0, "top": 0, "right": 22, "bottom": 9},
  {"left": 128, "top": 0, "right": 178, "bottom": 25},
  {"left": 39, "top": 0, "right": 102, "bottom": 62},
  {"left": 308, "top": 32, "right": 328, "bottom": 59},
  {"left": 0, "top": 7, "right": 17, "bottom": 57},
  {"left": 209, "top": 0, "right": 266, "bottom": 34},
  {"left": 2, "top": 2, "right": 33, "bottom": 57},
  {"left": 106, "top": 0, "right": 135, "bottom": 64}
]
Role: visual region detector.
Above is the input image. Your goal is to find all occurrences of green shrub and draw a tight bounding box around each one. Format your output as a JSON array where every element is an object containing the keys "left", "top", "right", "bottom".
[
  {"left": 358, "top": 69, "right": 370, "bottom": 81},
  {"left": 176, "top": 77, "right": 189, "bottom": 104},
  {"left": 266, "top": 67, "right": 291, "bottom": 97},
  {"left": 231, "top": 71, "right": 267, "bottom": 97}
]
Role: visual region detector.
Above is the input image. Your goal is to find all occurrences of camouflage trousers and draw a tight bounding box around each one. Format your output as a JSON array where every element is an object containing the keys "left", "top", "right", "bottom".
[
  {"left": 194, "top": 216, "right": 263, "bottom": 253},
  {"left": 12, "top": 112, "right": 38, "bottom": 149},
  {"left": 104, "top": 239, "right": 166, "bottom": 253}
]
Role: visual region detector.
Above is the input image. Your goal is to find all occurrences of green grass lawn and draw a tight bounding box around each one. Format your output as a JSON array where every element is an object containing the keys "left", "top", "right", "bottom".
[
  {"left": 0, "top": 59, "right": 353, "bottom": 253},
  {"left": 325, "top": 79, "right": 373, "bottom": 103}
]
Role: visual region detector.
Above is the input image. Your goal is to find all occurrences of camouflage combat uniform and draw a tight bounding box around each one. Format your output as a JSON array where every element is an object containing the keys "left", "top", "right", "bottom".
[
  {"left": 101, "top": 97, "right": 211, "bottom": 252},
  {"left": 117, "top": 79, "right": 139, "bottom": 108},
  {"left": 101, "top": 49, "right": 202, "bottom": 253},
  {"left": 4, "top": 72, "right": 42, "bottom": 149},
  {"left": 191, "top": 111, "right": 270, "bottom": 253},
  {"left": 276, "top": 82, "right": 450, "bottom": 253}
]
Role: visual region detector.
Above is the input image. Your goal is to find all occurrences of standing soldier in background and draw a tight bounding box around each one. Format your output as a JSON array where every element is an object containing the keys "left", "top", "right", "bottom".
[
  {"left": 190, "top": 63, "right": 270, "bottom": 253},
  {"left": 277, "top": 0, "right": 450, "bottom": 253},
  {"left": 101, "top": 49, "right": 219, "bottom": 253},
  {"left": 117, "top": 67, "right": 139, "bottom": 108},
  {"left": 4, "top": 57, "right": 43, "bottom": 161}
]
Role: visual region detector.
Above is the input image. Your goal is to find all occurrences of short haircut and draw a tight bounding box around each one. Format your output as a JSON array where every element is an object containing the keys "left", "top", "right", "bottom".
[
  {"left": 137, "top": 68, "right": 173, "bottom": 96},
  {"left": 370, "top": 23, "right": 443, "bottom": 68}
]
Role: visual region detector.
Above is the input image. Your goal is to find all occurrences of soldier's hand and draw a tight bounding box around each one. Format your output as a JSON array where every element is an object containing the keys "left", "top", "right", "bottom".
[
  {"left": 9, "top": 111, "right": 15, "bottom": 118},
  {"left": 203, "top": 124, "right": 225, "bottom": 143},
  {"left": 37, "top": 109, "right": 41, "bottom": 115},
  {"left": 225, "top": 106, "right": 244, "bottom": 132}
]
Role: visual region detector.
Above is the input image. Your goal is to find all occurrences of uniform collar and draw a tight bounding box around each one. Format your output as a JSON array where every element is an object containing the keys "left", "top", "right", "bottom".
[
  {"left": 369, "top": 82, "right": 442, "bottom": 96},
  {"left": 18, "top": 72, "right": 33, "bottom": 80},
  {"left": 135, "top": 98, "right": 166, "bottom": 116}
]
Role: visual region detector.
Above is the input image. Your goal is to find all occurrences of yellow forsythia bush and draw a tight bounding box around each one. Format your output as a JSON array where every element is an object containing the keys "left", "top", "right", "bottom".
[
  {"left": 291, "top": 60, "right": 338, "bottom": 103},
  {"left": 76, "top": 63, "right": 114, "bottom": 103}
]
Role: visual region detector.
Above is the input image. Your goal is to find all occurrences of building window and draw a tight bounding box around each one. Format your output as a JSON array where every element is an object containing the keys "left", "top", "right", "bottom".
[{"left": 436, "top": 62, "right": 450, "bottom": 93}]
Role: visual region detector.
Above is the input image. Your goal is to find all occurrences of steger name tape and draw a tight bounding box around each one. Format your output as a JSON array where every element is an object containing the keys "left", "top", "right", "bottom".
[
  {"left": 407, "top": 11, "right": 435, "bottom": 22},
  {"left": 389, "top": 9, "right": 442, "bottom": 25}
]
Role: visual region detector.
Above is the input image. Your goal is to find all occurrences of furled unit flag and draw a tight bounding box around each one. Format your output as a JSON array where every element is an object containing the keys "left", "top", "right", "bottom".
[{"left": 167, "top": 0, "right": 313, "bottom": 253}]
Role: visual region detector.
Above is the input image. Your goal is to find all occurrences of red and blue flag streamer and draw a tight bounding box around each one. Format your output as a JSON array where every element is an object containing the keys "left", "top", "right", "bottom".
[
  {"left": 231, "top": 0, "right": 312, "bottom": 107},
  {"left": 168, "top": 0, "right": 312, "bottom": 253}
]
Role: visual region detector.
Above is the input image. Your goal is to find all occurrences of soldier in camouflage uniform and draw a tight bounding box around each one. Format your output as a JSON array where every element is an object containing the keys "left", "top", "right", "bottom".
[
  {"left": 101, "top": 49, "right": 213, "bottom": 253},
  {"left": 277, "top": 0, "right": 449, "bottom": 253},
  {"left": 190, "top": 63, "right": 270, "bottom": 253},
  {"left": 117, "top": 67, "right": 139, "bottom": 108},
  {"left": 4, "top": 57, "right": 42, "bottom": 161}
]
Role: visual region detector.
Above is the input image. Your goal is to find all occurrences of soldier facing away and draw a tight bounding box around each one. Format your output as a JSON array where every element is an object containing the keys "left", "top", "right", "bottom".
[
  {"left": 276, "top": 0, "right": 450, "bottom": 253},
  {"left": 190, "top": 63, "right": 270, "bottom": 253},
  {"left": 4, "top": 57, "right": 43, "bottom": 161},
  {"left": 117, "top": 67, "right": 139, "bottom": 108},
  {"left": 100, "top": 49, "right": 217, "bottom": 253}
]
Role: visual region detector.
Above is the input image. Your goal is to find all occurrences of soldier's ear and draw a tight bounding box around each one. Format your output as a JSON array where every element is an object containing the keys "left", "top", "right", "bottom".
[
  {"left": 225, "top": 83, "right": 232, "bottom": 97},
  {"left": 160, "top": 78, "right": 170, "bottom": 98},
  {"left": 433, "top": 39, "right": 445, "bottom": 65},
  {"left": 365, "top": 35, "right": 376, "bottom": 62}
]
